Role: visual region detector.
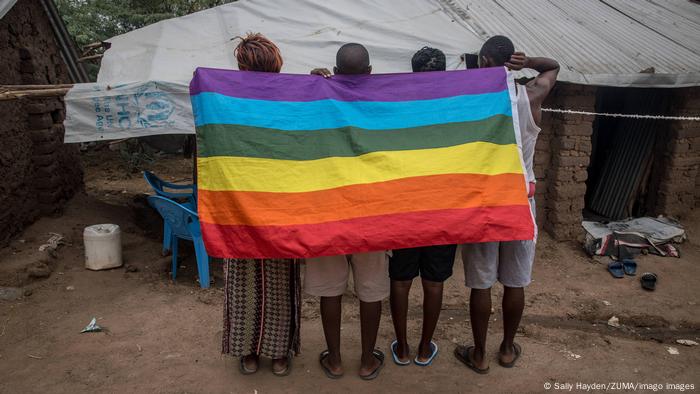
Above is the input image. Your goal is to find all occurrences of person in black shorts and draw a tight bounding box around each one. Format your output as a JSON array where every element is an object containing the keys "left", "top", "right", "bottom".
[{"left": 388, "top": 47, "right": 457, "bottom": 367}]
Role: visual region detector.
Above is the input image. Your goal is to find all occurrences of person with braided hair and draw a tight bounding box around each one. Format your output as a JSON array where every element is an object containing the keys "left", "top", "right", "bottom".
[{"left": 221, "top": 33, "right": 300, "bottom": 377}]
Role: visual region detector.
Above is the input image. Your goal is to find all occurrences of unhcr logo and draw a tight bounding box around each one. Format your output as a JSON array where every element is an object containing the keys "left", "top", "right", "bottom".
[{"left": 134, "top": 83, "right": 176, "bottom": 129}]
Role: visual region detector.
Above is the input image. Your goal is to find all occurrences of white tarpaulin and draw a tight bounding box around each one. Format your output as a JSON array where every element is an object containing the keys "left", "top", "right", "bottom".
[
  {"left": 64, "top": 0, "right": 483, "bottom": 142},
  {"left": 64, "top": 0, "right": 700, "bottom": 142}
]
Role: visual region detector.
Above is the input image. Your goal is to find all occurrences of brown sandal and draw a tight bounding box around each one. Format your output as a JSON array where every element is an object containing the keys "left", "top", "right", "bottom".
[{"left": 454, "top": 345, "right": 489, "bottom": 374}]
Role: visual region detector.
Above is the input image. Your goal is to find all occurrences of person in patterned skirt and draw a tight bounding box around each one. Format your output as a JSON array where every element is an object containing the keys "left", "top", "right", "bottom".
[{"left": 221, "top": 33, "right": 301, "bottom": 377}]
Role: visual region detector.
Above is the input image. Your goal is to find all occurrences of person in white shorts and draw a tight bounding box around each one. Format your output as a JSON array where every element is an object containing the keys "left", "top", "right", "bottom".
[
  {"left": 454, "top": 35, "right": 559, "bottom": 374},
  {"left": 306, "top": 43, "right": 390, "bottom": 381}
]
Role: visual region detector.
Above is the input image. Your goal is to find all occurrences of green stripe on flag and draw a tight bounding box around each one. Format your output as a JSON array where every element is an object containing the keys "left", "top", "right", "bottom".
[{"left": 197, "top": 114, "right": 516, "bottom": 160}]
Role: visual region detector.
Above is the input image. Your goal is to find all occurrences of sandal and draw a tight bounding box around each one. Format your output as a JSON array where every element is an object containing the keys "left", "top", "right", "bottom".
[
  {"left": 414, "top": 341, "right": 438, "bottom": 366},
  {"left": 607, "top": 261, "right": 624, "bottom": 278},
  {"left": 319, "top": 350, "right": 343, "bottom": 379},
  {"left": 359, "top": 349, "right": 385, "bottom": 381},
  {"left": 390, "top": 340, "right": 411, "bottom": 366},
  {"left": 239, "top": 355, "right": 258, "bottom": 375},
  {"left": 622, "top": 259, "right": 637, "bottom": 276},
  {"left": 272, "top": 351, "right": 293, "bottom": 377},
  {"left": 454, "top": 345, "right": 489, "bottom": 374},
  {"left": 498, "top": 342, "right": 522, "bottom": 368}
]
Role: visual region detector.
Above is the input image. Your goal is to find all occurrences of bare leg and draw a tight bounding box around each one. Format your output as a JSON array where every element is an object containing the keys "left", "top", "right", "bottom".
[
  {"left": 358, "top": 300, "right": 382, "bottom": 377},
  {"left": 320, "top": 295, "right": 343, "bottom": 375},
  {"left": 390, "top": 279, "right": 412, "bottom": 362},
  {"left": 416, "top": 278, "right": 444, "bottom": 361},
  {"left": 500, "top": 286, "right": 524, "bottom": 363},
  {"left": 469, "top": 288, "right": 491, "bottom": 370}
]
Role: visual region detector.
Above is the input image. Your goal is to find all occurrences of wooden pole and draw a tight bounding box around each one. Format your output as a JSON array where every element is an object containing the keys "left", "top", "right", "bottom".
[
  {"left": 0, "top": 88, "right": 71, "bottom": 101},
  {"left": 0, "top": 84, "right": 74, "bottom": 90},
  {"left": 78, "top": 54, "right": 104, "bottom": 62}
]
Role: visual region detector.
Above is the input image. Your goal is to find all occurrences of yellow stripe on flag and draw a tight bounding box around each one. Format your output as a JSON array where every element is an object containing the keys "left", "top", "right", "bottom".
[{"left": 197, "top": 141, "right": 524, "bottom": 193}]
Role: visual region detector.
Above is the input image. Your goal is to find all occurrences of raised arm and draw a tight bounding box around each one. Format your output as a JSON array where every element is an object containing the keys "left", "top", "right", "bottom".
[{"left": 506, "top": 52, "right": 559, "bottom": 125}]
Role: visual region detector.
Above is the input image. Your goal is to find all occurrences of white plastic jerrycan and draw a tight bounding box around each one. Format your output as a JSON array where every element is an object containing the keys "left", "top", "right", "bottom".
[{"left": 83, "top": 224, "right": 123, "bottom": 270}]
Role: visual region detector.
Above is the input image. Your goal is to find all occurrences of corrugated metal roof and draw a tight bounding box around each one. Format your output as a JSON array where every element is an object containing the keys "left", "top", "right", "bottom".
[
  {"left": 97, "top": 0, "right": 700, "bottom": 87},
  {"left": 445, "top": 0, "right": 700, "bottom": 87}
]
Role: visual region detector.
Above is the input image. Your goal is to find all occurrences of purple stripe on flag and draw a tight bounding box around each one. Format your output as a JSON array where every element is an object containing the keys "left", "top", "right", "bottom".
[{"left": 189, "top": 67, "right": 507, "bottom": 102}]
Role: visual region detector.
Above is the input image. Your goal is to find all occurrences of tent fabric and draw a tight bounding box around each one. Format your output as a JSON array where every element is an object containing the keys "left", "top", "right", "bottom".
[
  {"left": 64, "top": 0, "right": 700, "bottom": 142},
  {"left": 0, "top": 0, "right": 17, "bottom": 21}
]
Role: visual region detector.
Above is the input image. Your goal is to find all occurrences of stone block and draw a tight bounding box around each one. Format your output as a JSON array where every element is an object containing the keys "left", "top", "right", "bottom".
[
  {"left": 553, "top": 154, "right": 590, "bottom": 168},
  {"left": 558, "top": 123, "right": 593, "bottom": 137}
]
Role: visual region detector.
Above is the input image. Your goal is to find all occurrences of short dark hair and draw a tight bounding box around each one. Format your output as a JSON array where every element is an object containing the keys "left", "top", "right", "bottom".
[
  {"left": 411, "top": 47, "right": 446, "bottom": 72},
  {"left": 479, "top": 35, "right": 514, "bottom": 66},
  {"left": 335, "top": 43, "right": 370, "bottom": 75}
]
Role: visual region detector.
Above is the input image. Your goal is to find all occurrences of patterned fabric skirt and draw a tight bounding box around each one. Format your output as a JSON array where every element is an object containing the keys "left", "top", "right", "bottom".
[{"left": 222, "top": 258, "right": 301, "bottom": 359}]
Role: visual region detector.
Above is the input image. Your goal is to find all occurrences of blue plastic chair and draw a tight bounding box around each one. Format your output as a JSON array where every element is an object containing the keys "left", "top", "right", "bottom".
[
  {"left": 147, "top": 196, "right": 210, "bottom": 289},
  {"left": 143, "top": 171, "right": 197, "bottom": 254}
]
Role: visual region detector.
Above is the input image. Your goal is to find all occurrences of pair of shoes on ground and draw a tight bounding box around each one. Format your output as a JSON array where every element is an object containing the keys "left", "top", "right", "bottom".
[
  {"left": 453, "top": 343, "right": 522, "bottom": 374},
  {"left": 608, "top": 259, "right": 637, "bottom": 278},
  {"left": 390, "top": 339, "right": 439, "bottom": 367},
  {"left": 319, "top": 349, "right": 385, "bottom": 381}
]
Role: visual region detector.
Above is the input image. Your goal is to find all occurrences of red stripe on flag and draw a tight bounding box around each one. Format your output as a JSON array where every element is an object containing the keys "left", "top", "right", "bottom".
[{"left": 200, "top": 205, "right": 534, "bottom": 259}]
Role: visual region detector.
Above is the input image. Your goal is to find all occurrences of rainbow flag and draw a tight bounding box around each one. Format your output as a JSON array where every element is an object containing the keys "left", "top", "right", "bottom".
[{"left": 190, "top": 67, "right": 534, "bottom": 258}]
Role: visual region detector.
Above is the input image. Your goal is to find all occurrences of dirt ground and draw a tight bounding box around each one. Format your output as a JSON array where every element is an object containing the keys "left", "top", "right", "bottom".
[{"left": 1, "top": 149, "right": 699, "bottom": 394}]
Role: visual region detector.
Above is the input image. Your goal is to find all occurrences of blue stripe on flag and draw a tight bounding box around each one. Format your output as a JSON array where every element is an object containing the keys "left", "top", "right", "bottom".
[{"left": 191, "top": 90, "right": 513, "bottom": 131}]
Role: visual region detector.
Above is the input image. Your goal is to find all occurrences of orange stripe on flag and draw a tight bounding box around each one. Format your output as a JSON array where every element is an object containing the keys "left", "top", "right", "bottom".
[{"left": 198, "top": 173, "right": 528, "bottom": 226}]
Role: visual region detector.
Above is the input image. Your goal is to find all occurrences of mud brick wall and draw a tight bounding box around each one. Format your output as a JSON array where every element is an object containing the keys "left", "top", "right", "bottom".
[
  {"left": 652, "top": 87, "right": 700, "bottom": 217},
  {"left": 0, "top": 0, "right": 82, "bottom": 246},
  {"left": 535, "top": 83, "right": 597, "bottom": 241}
]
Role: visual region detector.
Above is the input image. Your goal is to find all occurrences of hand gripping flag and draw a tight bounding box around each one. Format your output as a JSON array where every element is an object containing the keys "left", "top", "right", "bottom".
[{"left": 190, "top": 67, "right": 535, "bottom": 258}]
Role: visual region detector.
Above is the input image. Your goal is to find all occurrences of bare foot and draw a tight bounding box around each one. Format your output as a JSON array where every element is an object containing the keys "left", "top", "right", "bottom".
[
  {"left": 358, "top": 352, "right": 381, "bottom": 378},
  {"left": 469, "top": 346, "right": 489, "bottom": 371},
  {"left": 394, "top": 341, "right": 411, "bottom": 364},
  {"left": 272, "top": 357, "right": 289, "bottom": 375},
  {"left": 242, "top": 354, "right": 259, "bottom": 373},
  {"left": 498, "top": 342, "right": 521, "bottom": 366},
  {"left": 416, "top": 342, "right": 433, "bottom": 363},
  {"left": 321, "top": 352, "right": 344, "bottom": 377}
]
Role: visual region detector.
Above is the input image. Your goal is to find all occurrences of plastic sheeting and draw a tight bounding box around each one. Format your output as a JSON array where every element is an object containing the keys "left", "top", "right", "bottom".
[
  {"left": 64, "top": 0, "right": 700, "bottom": 142},
  {"left": 65, "top": 0, "right": 485, "bottom": 142},
  {"left": 65, "top": 81, "right": 192, "bottom": 142},
  {"left": 0, "top": 0, "right": 17, "bottom": 21}
]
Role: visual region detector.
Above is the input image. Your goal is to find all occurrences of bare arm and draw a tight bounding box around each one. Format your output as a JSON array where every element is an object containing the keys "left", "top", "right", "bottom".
[
  {"left": 506, "top": 52, "right": 559, "bottom": 125},
  {"left": 522, "top": 56, "right": 559, "bottom": 107}
]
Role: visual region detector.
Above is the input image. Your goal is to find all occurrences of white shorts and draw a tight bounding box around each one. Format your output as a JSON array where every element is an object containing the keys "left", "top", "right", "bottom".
[
  {"left": 461, "top": 198, "right": 536, "bottom": 289},
  {"left": 304, "top": 251, "right": 389, "bottom": 302}
]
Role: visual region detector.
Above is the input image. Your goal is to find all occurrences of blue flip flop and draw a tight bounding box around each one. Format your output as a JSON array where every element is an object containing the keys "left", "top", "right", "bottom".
[
  {"left": 414, "top": 341, "right": 438, "bottom": 366},
  {"left": 390, "top": 340, "right": 411, "bottom": 366},
  {"left": 622, "top": 259, "right": 637, "bottom": 276},
  {"left": 608, "top": 261, "right": 624, "bottom": 278}
]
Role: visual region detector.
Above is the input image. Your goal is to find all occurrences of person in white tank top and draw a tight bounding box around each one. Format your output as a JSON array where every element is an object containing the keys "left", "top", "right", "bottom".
[{"left": 455, "top": 35, "right": 559, "bottom": 374}]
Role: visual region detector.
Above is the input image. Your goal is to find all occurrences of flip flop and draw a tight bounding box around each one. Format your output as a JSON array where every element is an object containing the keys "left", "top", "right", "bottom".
[
  {"left": 319, "top": 350, "right": 343, "bottom": 379},
  {"left": 641, "top": 272, "right": 657, "bottom": 291},
  {"left": 239, "top": 356, "right": 258, "bottom": 375},
  {"left": 359, "top": 349, "right": 385, "bottom": 381},
  {"left": 622, "top": 259, "right": 637, "bottom": 276},
  {"left": 272, "top": 350, "right": 293, "bottom": 377},
  {"left": 414, "top": 341, "right": 439, "bottom": 366},
  {"left": 453, "top": 345, "right": 489, "bottom": 374},
  {"left": 498, "top": 342, "right": 522, "bottom": 368},
  {"left": 607, "top": 261, "right": 624, "bottom": 278},
  {"left": 390, "top": 340, "right": 411, "bottom": 366}
]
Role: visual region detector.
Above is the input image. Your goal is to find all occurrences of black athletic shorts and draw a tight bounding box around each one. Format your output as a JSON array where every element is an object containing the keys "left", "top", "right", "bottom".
[{"left": 389, "top": 244, "right": 457, "bottom": 282}]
